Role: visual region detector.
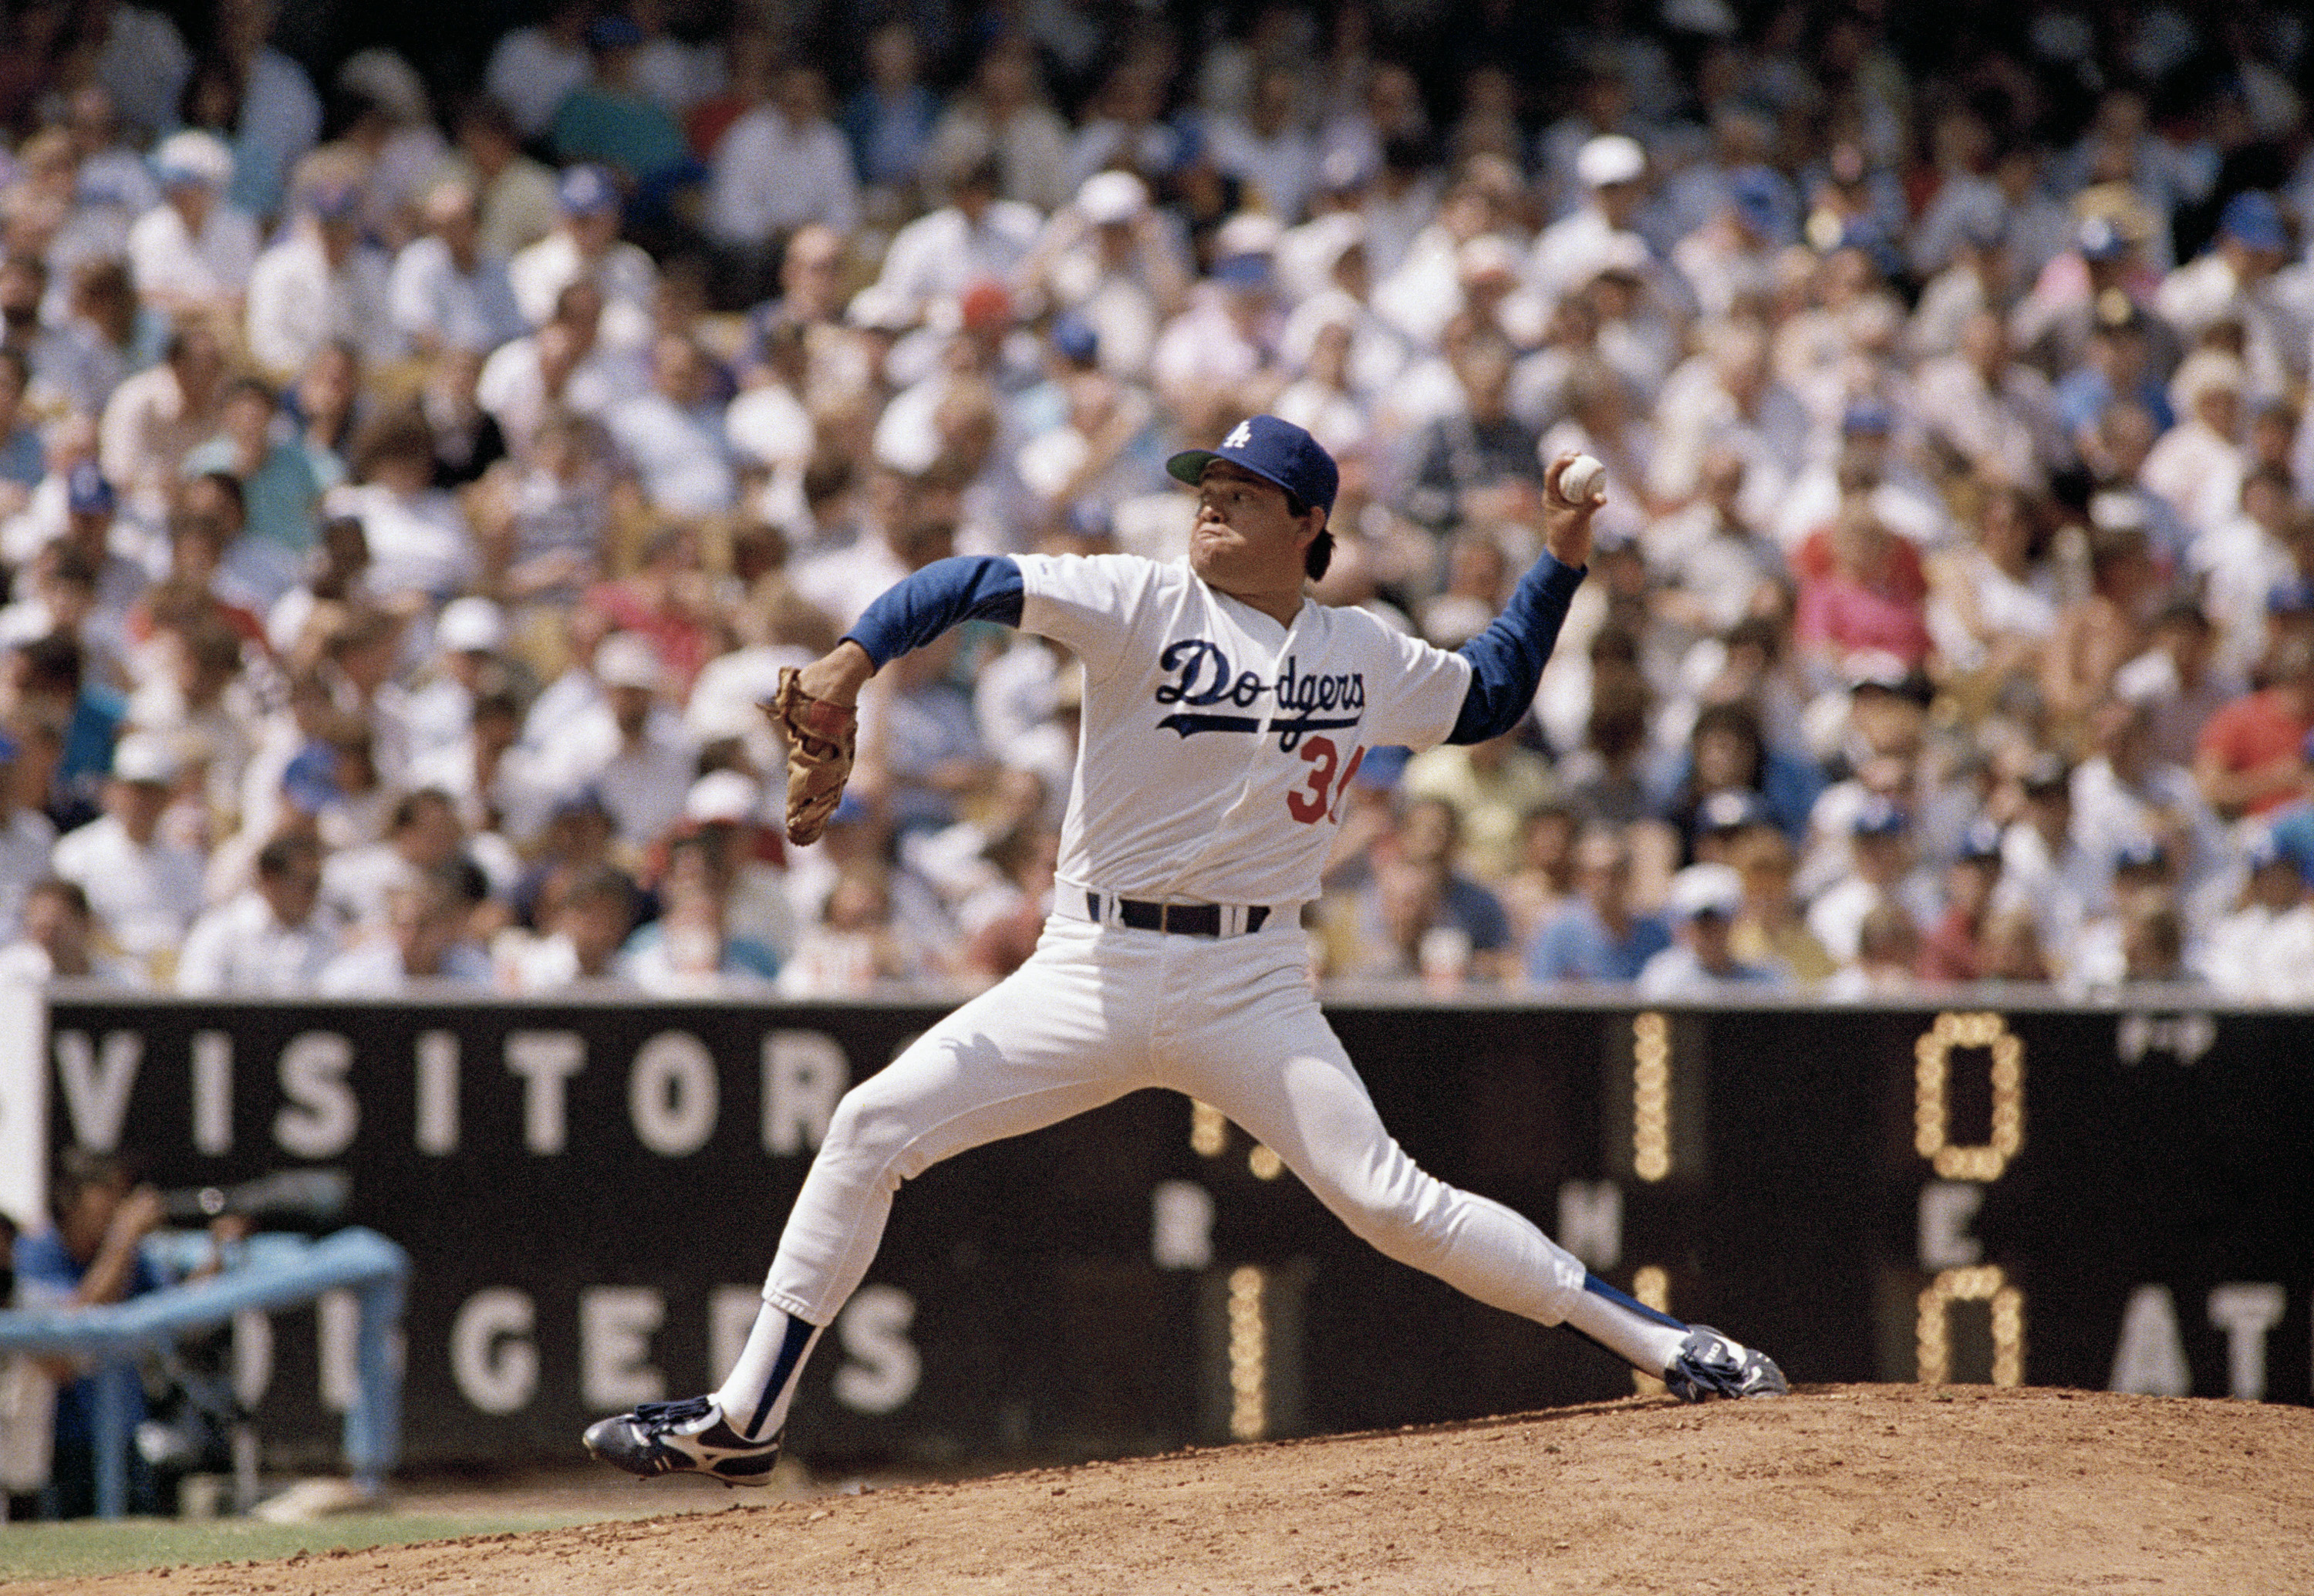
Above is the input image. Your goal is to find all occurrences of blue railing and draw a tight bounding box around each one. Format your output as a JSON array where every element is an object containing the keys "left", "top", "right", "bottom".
[{"left": 0, "top": 1228, "right": 408, "bottom": 1518}]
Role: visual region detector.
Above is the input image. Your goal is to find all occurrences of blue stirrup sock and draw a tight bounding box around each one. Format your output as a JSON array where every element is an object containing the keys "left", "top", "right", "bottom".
[
  {"left": 714, "top": 1304, "right": 823, "bottom": 1440},
  {"left": 1560, "top": 1271, "right": 1691, "bottom": 1375}
]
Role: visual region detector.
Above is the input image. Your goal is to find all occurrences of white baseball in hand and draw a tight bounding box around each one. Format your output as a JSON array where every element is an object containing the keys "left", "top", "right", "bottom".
[{"left": 1559, "top": 454, "right": 1606, "bottom": 505}]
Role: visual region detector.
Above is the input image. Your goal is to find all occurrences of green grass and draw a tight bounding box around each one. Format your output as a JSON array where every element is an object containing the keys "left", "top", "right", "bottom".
[{"left": 0, "top": 1507, "right": 626, "bottom": 1581}]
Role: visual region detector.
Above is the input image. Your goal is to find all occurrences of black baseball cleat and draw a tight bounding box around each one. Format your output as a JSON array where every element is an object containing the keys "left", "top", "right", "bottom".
[
  {"left": 1664, "top": 1327, "right": 1788, "bottom": 1401},
  {"left": 582, "top": 1396, "right": 784, "bottom": 1483}
]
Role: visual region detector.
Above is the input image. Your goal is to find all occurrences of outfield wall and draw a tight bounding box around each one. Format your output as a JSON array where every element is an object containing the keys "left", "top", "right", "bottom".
[{"left": 17, "top": 988, "right": 2313, "bottom": 1468}]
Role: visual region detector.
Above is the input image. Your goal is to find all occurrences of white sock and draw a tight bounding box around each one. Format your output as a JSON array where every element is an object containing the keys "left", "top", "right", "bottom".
[
  {"left": 713, "top": 1303, "right": 823, "bottom": 1440},
  {"left": 1559, "top": 1274, "right": 1691, "bottom": 1375}
]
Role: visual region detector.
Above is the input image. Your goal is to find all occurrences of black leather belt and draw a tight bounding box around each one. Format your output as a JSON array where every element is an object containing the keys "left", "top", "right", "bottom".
[{"left": 1088, "top": 892, "right": 1269, "bottom": 936}]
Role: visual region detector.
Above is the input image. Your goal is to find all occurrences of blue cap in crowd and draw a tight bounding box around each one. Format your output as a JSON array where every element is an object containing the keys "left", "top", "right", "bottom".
[
  {"left": 2220, "top": 191, "right": 2288, "bottom": 253},
  {"left": 1167, "top": 414, "right": 1339, "bottom": 515},
  {"left": 1958, "top": 818, "right": 2005, "bottom": 863},
  {"left": 558, "top": 164, "right": 619, "bottom": 216},
  {"left": 1209, "top": 251, "right": 1275, "bottom": 289},
  {"left": 2113, "top": 836, "right": 2169, "bottom": 873},
  {"left": 1049, "top": 310, "right": 1099, "bottom": 365},
  {"left": 2076, "top": 216, "right": 2131, "bottom": 262},
  {"left": 1728, "top": 166, "right": 1788, "bottom": 239},
  {"left": 587, "top": 14, "right": 643, "bottom": 50},
  {"left": 282, "top": 741, "right": 342, "bottom": 815},
  {"left": 66, "top": 461, "right": 114, "bottom": 515},
  {"left": 309, "top": 180, "right": 363, "bottom": 221},
  {"left": 2267, "top": 577, "right": 2314, "bottom": 616},
  {"left": 552, "top": 785, "right": 613, "bottom": 822},
  {"left": 1061, "top": 498, "right": 1113, "bottom": 542},
  {"left": 1850, "top": 795, "right": 1909, "bottom": 838},
  {"left": 1841, "top": 399, "right": 1894, "bottom": 436}
]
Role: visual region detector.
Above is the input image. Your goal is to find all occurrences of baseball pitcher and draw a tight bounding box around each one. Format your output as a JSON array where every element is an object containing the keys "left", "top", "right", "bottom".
[{"left": 586, "top": 416, "right": 1784, "bottom": 1485}]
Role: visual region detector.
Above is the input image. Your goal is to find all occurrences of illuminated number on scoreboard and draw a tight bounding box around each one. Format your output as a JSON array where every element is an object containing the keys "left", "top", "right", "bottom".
[
  {"left": 1228, "top": 1264, "right": 1270, "bottom": 1439},
  {"left": 1632, "top": 1012, "right": 1671, "bottom": 1182},
  {"left": 1913, "top": 1011, "right": 2023, "bottom": 1180},
  {"left": 1630, "top": 1265, "right": 1671, "bottom": 1395},
  {"left": 1917, "top": 1265, "right": 2025, "bottom": 1386},
  {"left": 1913, "top": 1012, "right": 2026, "bottom": 1385}
]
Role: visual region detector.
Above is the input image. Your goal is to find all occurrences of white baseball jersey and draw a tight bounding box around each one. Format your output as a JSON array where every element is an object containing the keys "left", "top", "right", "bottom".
[{"left": 1014, "top": 552, "right": 1473, "bottom": 907}]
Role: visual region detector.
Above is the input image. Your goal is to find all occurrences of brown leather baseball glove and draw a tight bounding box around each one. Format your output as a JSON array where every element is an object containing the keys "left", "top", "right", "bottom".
[{"left": 764, "top": 666, "right": 858, "bottom": 845}]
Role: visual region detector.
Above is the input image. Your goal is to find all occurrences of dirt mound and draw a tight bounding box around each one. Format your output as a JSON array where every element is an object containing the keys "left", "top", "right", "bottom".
[{"left": 20, "top": 1387, "right": 2312, "bottom": 1595}]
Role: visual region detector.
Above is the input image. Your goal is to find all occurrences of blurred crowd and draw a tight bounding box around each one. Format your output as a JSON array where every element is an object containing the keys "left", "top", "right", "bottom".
[{"left": 1, "top": 0, "right": 2312, "bottom": 1001}]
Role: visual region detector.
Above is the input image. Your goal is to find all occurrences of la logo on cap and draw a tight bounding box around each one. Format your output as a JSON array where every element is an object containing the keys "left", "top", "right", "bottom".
[{"left": 1224, "top": 420, "right": 1254, "bottom": 450}]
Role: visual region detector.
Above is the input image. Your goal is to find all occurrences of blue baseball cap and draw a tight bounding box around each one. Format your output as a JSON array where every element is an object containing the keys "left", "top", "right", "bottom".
[
  {"left": 66, "top": 461, "right": 114, "bottom": 515},
  {"left": 552, "top": 784, "right": 613, "bottom": 822},
  {"left": 1210, "top": 251, "right": 1275, "bottom": 290},
  {"left": 2267, "top": 577, "right": 2314, "bottom": 616},
  {"left": 1167, "top": 414, "right": 1339, "bottom": 515},
  {"left": 1841, "top": 399, "right": 1895, "bottom": 436},
  {"left": 1354, "top": 743, "right": 1411, "bottom": 790},
  {"left": 282, "top": 741, "right": 342, "bottom": 814},
  {"left": 587, "top": 14, "right": 644, "bottom": 50},
  {"left": 558, "top": 164, "right": 619, "bottom": 216},
  {"left": 2076, "top": 215, "right": 2131, "bottom": 262},
  {"left": 2113, "top": 836, "right": 2169, "bottom": 872},
  {"left": 1728, "top": 166, "right": 1786, "bottom": 238},
  {"left": 308, "top": 180, "right": 363, "bottom": 221},
  {"left": 2220, "top": 191, "right": 2287, "bottom": 253},
  {"left": 1061, "top": 498, "right": 1113, "bottom": 542},
  {"left": 1850, "top": 795, "right": 1909, "bottom": 838},
  {"left": 1050, "top": 310, "right": 1099, "bottom": 365},
  {"left": 1958, "top": 818, "right": 2005, "bottom": 862}
]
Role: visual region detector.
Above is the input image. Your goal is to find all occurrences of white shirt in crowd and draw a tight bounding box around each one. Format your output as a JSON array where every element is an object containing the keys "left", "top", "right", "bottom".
[
  {"left": 708, "top": 109, "right": 861, "bottom": 245},
  {"left": 507, "top": 231, "right": 659, "bottom": 347},
  {"left": 387, "top": 236, "right": 528, "bottom": 356},
  {"left": 244, "top": 231, "right": 398, "bottom": 380},
  {"left": 126, "top": 202, "right": 260, "bottom": 309},
  {"left": 49, "top": 815, "right": 204, "bottom": 963},
  {"left": 175, "top": 892, "right": 344, "bottom": 995}
]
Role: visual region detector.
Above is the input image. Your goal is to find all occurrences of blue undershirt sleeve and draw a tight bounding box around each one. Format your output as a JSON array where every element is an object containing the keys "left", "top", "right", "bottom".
[
  {"left": 1447, "top": 551, "right": 1587, "bottom": 745},
  {"left": 842, "top": 555, "right": 1027, "bottom": 668}
]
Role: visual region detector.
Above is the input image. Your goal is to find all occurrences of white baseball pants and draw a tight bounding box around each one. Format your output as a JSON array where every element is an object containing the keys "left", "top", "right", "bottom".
[{"left": 760, "top": 913, "right": 1587, "bottom": 1328}]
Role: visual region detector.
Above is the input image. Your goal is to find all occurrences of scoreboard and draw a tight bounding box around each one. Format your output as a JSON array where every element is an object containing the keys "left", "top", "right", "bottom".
[{"left": 22, "top": 990, "right": 2314, "bottom": 1469}]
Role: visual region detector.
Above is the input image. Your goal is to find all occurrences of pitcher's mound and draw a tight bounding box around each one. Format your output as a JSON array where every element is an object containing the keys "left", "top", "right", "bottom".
[{"left": 31, "top": 1386, "right": 2314, "bottom": 1594}]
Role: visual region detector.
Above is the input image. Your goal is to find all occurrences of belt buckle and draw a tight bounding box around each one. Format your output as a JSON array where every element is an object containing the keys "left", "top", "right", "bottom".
[{"left": 1158, "top": 903, "right": 1178, "bottom": 933}]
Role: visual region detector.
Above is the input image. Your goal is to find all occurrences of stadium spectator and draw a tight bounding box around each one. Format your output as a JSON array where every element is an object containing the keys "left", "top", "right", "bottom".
[
  {"left": 707, "top": 55, "right": 859, "bottom": 277},
  {"left": 46, "top": 731, "right": 201, "bottom": 977},
  {"left": 1637, "top": 861, "right": 1784, "bottom": 997},
  {"left": 124, "top": 130, "right": 254, "bottom": 326},
  {"left": 174, "top": 830, "right": 337, "bottom": 994},
  {"left": 484, "top": 0, "right": 592, "bottom": 142},
  {"left": 626, "top": 830, "right": 778, "bottom": 994},
  {"left": 0, "top": 876, "right": 141, "bottom": 986},
  {"left": 387, "top": 180, "right": 525, "bottom": 362},
  {"left": 11, "top": 1149, "right": 171, "bottom": 1515},
  {"left": 2194, "top": 633, "right": 2314, "bottom": 822},
  {"left": 498, "top": 860, "right": 640, "bottom": 993},
  {"left": 316, "top": 863, "right": 490, "bottom": 993},
  {"left": 1526, "top": 824, "right": 1669, "bottom": 985}
]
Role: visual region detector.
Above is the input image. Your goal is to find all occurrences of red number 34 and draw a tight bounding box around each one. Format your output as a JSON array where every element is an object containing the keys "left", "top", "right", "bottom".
[{"left": 1287, "top": 737, "right": 1365, "bottom": 825}]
